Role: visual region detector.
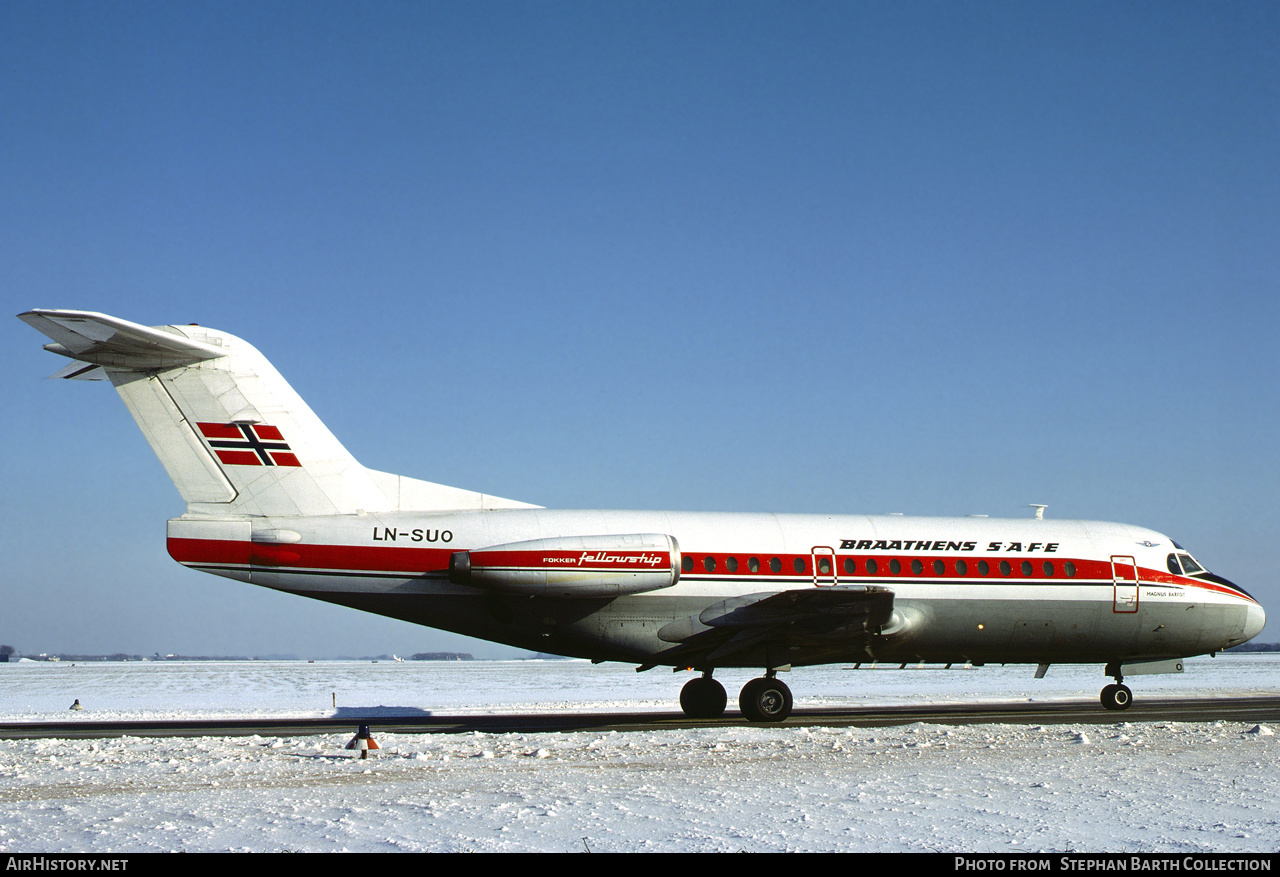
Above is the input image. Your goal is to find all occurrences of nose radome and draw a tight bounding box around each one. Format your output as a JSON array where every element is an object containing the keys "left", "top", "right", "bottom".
[{"left": 1242, "top": 602, "right": 1266, "bottom": 643}]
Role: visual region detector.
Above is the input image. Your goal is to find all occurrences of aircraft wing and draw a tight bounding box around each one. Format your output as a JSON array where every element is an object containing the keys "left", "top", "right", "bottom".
[
  {"left": 655, "top": 585, "right": 895, "bottom": 665},
  {"left": 18, "top": 309, "right": 227, "bottom": 376}
]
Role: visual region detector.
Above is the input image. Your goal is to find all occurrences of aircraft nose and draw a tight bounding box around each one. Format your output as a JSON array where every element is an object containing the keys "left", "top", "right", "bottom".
[{"left": 1243, "top": 601, "right": 1266, "bottom": 643}]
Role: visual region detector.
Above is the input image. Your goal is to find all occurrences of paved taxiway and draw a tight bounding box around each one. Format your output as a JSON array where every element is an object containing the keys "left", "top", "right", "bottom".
[{"left": 3, "top": 694, "right": 1278, "bottom": 740}]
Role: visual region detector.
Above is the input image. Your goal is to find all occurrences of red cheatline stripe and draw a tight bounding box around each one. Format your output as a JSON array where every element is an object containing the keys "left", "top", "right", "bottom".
[
  {"left": 167, "top": 538, "right": 454, "bottom": 573},
  {"left": 164, "top": 538, "right": 1255, "bottom": 602}
]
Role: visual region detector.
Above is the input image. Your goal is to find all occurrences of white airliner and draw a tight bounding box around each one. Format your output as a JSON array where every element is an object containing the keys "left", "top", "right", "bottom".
[{"left": 21, "top": 310, "right": 1265, "bottom": 721}]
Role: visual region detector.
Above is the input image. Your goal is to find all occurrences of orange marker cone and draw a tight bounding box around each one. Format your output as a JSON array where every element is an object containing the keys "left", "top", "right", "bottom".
[{"left": 346, "top": 723, "right": 380, "bottom": 759}]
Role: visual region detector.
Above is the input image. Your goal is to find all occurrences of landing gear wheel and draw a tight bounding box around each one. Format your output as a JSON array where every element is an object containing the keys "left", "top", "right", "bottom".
[
  {"left": 739, "top": 677, "right": 793, "bottom": 723},
  {"left": 1100, "top": 683, "right": 1132, "bottom": 711},
  {"left": 680, "top": 677, "right": 727, "bottom": 718}
]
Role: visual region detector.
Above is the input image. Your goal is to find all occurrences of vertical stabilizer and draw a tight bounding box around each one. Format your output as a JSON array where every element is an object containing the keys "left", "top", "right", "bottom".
[{"left": 113, "top": 326, "right": 394, "bottom": 516}]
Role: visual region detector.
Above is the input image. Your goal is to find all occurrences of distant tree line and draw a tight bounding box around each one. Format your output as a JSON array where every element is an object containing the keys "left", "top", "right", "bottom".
[{"left": 0, "top": 648, "right": 487, "bottom": 661}]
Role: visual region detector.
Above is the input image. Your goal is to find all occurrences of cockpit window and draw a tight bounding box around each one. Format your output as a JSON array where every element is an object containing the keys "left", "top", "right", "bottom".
[
  {"left": 1167, "top": 554, "right": 1182, "bottom": 575},
  {"left": 1178, "top": 553, "right": 1205, "bottom": 574}
]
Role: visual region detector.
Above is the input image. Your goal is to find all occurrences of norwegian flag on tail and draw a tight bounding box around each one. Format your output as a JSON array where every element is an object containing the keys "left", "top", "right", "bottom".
[{"left": 197, "top": 422, "right": 302, "bottom": 467}]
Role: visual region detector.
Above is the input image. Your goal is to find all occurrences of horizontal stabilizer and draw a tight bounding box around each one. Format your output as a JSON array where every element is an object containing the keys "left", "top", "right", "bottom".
[{"left": 19, "top": 310, "right": 227, "bottom": 371}]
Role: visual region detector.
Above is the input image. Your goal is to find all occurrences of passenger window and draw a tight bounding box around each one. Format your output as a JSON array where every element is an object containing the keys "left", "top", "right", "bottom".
[
  {"left": 889, "top": 559, "right": 902, "bottom": 575},
  {"left": 725, "top": 556, "right": 739, "bottom": 573},
  {"left": 933, "top": 559, "right": 945, "bottom": 576},
  {"left": 748, "top": 557, "right": 760, "bottom": 573},
  {"left": 817, "top": 557, "right": 831, "bottom": 575},
  {"left": 866, "top": 558, "right": 879, "bottom": 574},
  {"left": 793, "top": 557, "right": 806, "bottom": 574},
  {"left": 682, "top": 556, "right": 694, "bottom": 573},
  {"left": 769, "top": 557, "right": 782, "bottom": 573},
  {"left": 956, "top": 559, "right": 968, "bottom": 576},
  {"left": 843, "top": 558, "right": 856, "bottom": 575},
  {"left": 910, "top": 559, "right": 923, "bottom": 575},
  {"left": 978, "top": 560, "right": 990, "bottom": 576},
  {"left": 1064, "top": 561, "right": 1076, "bottom": 577},
  {"left": 1021, "top": 561, "right": 1033, "bottom": 577},
  {"left": 1042, "top": 561, "right": 1055, "bottom": 576},
  {"left": 704, "top": 556, "right": 716, "bottom": 572}
]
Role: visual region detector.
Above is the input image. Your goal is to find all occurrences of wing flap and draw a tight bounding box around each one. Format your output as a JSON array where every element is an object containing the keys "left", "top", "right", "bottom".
[
  {"left": 657, "top": 585, "right": 896, "bottom": 664},
  {"left": 702, "top": 587, "right": 895, "bottom": 629}
]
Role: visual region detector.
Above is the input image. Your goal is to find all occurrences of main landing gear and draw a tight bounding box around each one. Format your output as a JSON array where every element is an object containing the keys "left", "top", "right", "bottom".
[
  {"left": 679, "top": 673, "right": 727, "bottom": 719},
  {"left": 679, "top": 672, "right": 793, "bottom": 723},
  {"left": 739, "top": 674, "right": 793, "bottom": 723}
]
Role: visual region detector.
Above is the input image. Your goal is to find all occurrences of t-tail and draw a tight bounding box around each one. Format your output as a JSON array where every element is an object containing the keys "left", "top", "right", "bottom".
[{"left": 19, "top": 310, "right": 535, "bottom": 517}]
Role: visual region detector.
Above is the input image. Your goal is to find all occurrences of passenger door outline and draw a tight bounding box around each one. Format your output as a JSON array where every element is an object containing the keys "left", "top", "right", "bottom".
[{"left": 1111, "top": 555, "right": 1139, "bottom": 613}]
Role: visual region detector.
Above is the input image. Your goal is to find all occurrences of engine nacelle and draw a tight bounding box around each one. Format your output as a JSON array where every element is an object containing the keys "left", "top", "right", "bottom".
[{"left": 449, "top": 534, "right": 681, "bottom": 598}]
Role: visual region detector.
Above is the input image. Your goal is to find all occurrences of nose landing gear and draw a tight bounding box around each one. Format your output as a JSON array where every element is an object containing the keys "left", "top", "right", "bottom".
[
  {"left": 1101, "top": 683, "right": 1132, "bottom": 710},
  {"left": 1101, "top": 671, "right": 1133, "bottom": 711}
]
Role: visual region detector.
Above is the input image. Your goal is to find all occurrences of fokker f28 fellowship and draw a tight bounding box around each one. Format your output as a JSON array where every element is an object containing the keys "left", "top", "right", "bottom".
[{"left": 21, "top": 309, "right": 1266, "bottom": 720}]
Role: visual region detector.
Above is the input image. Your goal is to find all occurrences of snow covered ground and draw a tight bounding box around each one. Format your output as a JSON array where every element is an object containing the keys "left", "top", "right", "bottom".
[{"left": 1, "top": 656, "right": 1278, "bottom": 852}]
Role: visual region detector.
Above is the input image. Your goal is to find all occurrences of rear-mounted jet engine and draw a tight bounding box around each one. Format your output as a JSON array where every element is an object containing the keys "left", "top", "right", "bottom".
[{"left": 448, "top": 534, "right": 681, "bottom": 598}]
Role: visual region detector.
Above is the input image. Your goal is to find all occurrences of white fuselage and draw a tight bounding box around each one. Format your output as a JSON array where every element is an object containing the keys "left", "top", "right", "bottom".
[{"left": 168, "top": 509, "right": 1264, "bottom": 669}]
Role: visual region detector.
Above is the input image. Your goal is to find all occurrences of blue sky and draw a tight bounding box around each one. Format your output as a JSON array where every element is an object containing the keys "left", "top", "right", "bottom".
[{"left": 3, "top": 1, "right": 1277, "bottom": 658}]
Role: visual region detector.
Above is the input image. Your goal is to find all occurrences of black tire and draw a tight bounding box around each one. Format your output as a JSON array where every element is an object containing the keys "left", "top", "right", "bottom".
[
  {"left": 739, "top": 677, "right": 793, "bottom": 723},
  {"left": 680, "top": 677, "right": 727, "bottom": 718},
  {"left": 1100, "top": 683, "right": 1132, "bottom": 711}
]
